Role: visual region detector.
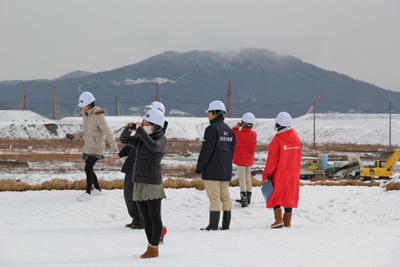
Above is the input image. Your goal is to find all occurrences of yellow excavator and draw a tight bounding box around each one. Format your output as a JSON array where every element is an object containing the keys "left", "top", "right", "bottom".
[{"left": 358, "top": 150, "right": 400, "bottom": 179}]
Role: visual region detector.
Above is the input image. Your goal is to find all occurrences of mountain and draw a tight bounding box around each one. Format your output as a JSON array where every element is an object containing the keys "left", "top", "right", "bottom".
[
  {"left": 53, "top": 70, "right": 92, "bottom": 81},
  {"left": 1, "top": 48, "right": 399, "bottom": 118}
]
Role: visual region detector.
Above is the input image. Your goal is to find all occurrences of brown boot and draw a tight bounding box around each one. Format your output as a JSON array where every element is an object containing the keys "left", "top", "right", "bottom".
[
  {"left": 140, "top": 245, "right": 159, "bottom": 259},
  {"left": 283, "top": 213, "right": 292, "bottom": 227},
  {"left": 271, "top": 208, "right": 284, "bottom": 228}
]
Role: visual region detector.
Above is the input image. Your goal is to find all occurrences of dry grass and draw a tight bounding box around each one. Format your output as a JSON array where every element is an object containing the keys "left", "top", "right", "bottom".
[
  {"left": 1, "top": 177, "right": 393, "bottom": 192},
  {"left": 2, "top": 138, "right": 398, "bottom": 155},
  {"left": 386, "top": 181, "right": 400, "bottom": 191},
  {"left": 0, "top": 138, "right": 127, "bottom": 150},
  {"left": 0, "top": 153, "right": 81, "bottom": 163},
  {"left": 41, "top": 178, "right": 72, "bottom": 190},
  {"left": 230, "top": 177, "right": 264, "bottom": 187},
  {"left": 303, "top": 143, "right": 398, "bottom": 153},
  {"left": 165, "top": 138, "right": 203, "bottom": 154},
  {"left": 305, "top": 180, "right": 380, "bottom": 187},
  {"left": 255, "top": 143, "right": 269, "bottom": 152},
  {"left": 162, "top": 164, "right": 201, "bottom": 179},
  {"left": 1, "top": 138, "right": 399, "bottom": 192}
]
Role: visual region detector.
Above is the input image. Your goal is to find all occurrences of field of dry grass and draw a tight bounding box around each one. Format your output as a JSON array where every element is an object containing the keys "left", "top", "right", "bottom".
[
  {"left": 1, "top": 138, "right": 399, "bottom": 192},
  {"left": 0, "top": 177, "right": 393, "bottom": 192}
]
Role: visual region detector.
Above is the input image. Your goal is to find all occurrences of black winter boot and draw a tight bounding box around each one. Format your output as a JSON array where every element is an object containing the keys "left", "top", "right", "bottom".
[
  {"left": 200, "top": 211, "right": 220, "bottom": 231},
  {"left": 219, "top": 211, "right": 231, "bottom": 230},
  {"left": 240, "top": 192, "right": 248, "bottom": 207},
  {"left": 247, "top": 191, "right": 252, "bottom": 205}
]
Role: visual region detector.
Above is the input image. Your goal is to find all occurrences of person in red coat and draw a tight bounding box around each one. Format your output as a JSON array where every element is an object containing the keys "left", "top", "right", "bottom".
[
  {"left": 232, "top": 112, "right": 257, "bottom": 207},
  {"left": 262, "top": 112, "right": 302, "bottom": 228}
]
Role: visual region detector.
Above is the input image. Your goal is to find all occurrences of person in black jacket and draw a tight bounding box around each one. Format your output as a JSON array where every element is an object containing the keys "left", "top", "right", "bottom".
[
  {"left": 195, "top": 100, "right": 236, "bottom": 231},
  {"left": 120, "top": 109, "right": 167, "bottom": 259},
  {"left": 111, "top": 145, "right": 144, "bottom": 229}
]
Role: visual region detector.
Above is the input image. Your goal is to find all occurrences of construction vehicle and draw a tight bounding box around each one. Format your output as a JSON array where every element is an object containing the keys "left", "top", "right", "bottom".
[
  {"left": 357, "top": 150, "right": 400, "bottom": 179},
  {"left": 327, "top": 154, "right": 361, "bottom": 179},
  {"left": 300, "top": 155, "right": 326, "bottom": 179},
  {"left": 301, "top": 151, "right": 400, "bottom": 180}
]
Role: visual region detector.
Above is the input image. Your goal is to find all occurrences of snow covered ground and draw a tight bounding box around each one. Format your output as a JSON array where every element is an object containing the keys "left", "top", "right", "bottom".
[
  {"left": 1, "top": 110, "right": 400, "bottom": 266},
  {"left": 1, "top": 185, "right": 400, "bottom": 267},
  {"left": 1, "top": 110, "right": 399, "bottom": 146}
]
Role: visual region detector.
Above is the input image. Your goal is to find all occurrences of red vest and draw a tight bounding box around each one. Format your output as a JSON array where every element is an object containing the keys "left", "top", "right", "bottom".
[
  {"left": 262, "top": 128, "right": 302, "bottom": 208},
  {"left": 232, "top": 127, "right": 257, "bottom": 166}
]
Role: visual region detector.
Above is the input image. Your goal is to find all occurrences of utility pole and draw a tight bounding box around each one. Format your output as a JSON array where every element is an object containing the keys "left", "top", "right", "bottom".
[
  {"left": 227, "top": 79, "right": 234, "bottom": 118},
  {"left": 73, "top": 84, "right": 83, "bottom": 116},
  {"left": 313, "top": 100, "right": 316, "bottom": 148},
  {"left": 115, "top": 84, "right": 123, "bottom": 116},
  {"left": 156, "top": 82, "right": 160, "bottom": 101},
  {"left": 312, "top": 94, "right": 323, "bottom": 148},
  {"left": 53, "top": 86, "right": 60, "bottom": 120},
  {"left": 389, "top": 100, "right": 392, "bottom": 151},
  {"left": 19, "top": 86, "right": 26, "bottom": 110}
]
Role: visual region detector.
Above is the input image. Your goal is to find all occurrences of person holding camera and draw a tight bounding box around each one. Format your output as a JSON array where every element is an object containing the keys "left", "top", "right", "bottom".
[
  {"left": 196, "top": 100, "right": 236, "bottom": 231},
  {"left": 232, "top": 112, "right": 257, "bottom": 208},
  {"left": 119, "top": 109, "right": 167, "bottom": 259},
  {"left": 67, "top": 91, "right": 119, "bottom": 202},
  {"left": 110, "top": 101, "right": 167, "bottom": 230}
]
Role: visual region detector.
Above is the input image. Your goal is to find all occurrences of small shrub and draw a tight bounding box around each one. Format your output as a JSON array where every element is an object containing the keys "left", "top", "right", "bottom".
[
  {"left": 230, "top": 177, "right": 263, "bottom": 187},
  {"left": 189, "top": 179, "right": 205, "bottom": 190},
  {"left": 99, "top": 180, "right": 124, "bottom": 190},
  {"left": 71, "top": 180, "right": 87, "bottom": 190},
  {"left": 386, "top": 181, "right": 400, "bottom": 191},
  {"left": 41, "top": 178, "right": 71, "bottom": 190}
]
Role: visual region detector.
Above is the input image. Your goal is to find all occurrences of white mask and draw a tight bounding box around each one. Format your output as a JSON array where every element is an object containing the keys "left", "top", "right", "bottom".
[{"left": 143, "top": 126, "right": 153, "bottom": 134}]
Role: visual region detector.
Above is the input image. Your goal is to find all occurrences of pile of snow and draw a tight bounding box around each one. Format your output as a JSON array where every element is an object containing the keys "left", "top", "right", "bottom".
[
  {"left": 0, "top": 110, "right": 399, "bottom": 146},
  {"left": 0, "top": 110, "right": 51, "bottom": 123},
  {"left": 0, "top": 110, "right": 56, "bottom": 139},
  {"left": 1, "top": 186, "right": 399, "bottom": 266}
]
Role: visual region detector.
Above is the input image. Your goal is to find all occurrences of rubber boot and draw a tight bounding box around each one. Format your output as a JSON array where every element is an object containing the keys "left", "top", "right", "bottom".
[
  {"left": 283, "top": 213, "right": 292, "bottom": 227},
  {"left": 200, "top": 211, "right": 220, "bottom": 231},
  {"left": 240, "top": 192, "right": 248, "bottom": 208},
  {"left": 247, "top": 191, "right": 252, "bottom": 205},
  {"left": 140, "top": 245, "right": 159, "bottom": 259},
  {"left": 271, "top": 208, "right": 284, "bottom": 228},
  {"left": 219, "top": 211, "right": 231, "bottom": 230}
]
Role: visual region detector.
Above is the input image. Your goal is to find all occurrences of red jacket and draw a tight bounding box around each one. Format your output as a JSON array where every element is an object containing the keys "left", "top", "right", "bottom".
[
  {"left": 262, "top": 128, "right": 302, "bottom": 209},
  {"left": 232, "top": 127, "right": 257, "bottom": 166}
]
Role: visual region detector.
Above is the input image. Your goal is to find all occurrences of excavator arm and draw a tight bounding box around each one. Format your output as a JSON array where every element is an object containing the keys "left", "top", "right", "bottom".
[{"left": 383, "top": 151, "right": 400, "bottom": 171}]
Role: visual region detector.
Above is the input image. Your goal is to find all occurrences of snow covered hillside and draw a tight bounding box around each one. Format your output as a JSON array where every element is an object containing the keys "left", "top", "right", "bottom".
[{"left": 0, "top": 110, "right": 398, "bottom": 146}]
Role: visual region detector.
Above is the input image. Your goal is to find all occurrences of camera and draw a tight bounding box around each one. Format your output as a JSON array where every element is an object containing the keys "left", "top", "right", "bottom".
[
  {"left": 239, "top": 122, "right": 243, "bottom": 127},
  {"left": 66, "top": 134, "right": 74, "bottom": 140},
  {"left": 127, "top": 123, "right": 137, "bottom": 130}
]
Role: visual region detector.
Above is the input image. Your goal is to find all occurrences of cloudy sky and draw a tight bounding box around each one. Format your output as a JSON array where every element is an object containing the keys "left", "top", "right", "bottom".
[{"left": 1, "top": 0, "right": 399, "bottom": 91}]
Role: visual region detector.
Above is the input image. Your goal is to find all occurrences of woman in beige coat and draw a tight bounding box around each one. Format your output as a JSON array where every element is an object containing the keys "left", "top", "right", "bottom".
[{"left": 68, "top": 91, "right": 119, "bottom": 201}]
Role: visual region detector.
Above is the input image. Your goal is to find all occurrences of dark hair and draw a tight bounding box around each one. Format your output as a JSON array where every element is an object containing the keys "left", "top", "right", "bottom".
[
  {"left": 275, "top": 123, "right": 286, "bottom": 131},
  {"left": 147, "top": 121, "right": 162, "bottom": 131},
  {"left": 212, "top": 110, "right": 225, "bottom": 119},
  {"left": 89, "top": 101, "right": 96, "bottom": 109},
  {"left": 243, "top": 122, "right": 253, "bottom": 128}
]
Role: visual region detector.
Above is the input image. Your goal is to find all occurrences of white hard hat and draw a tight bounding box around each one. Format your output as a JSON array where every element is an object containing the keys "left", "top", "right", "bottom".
[
  {"left": 78, "top": 91, "right": 96, "bottom": 107},
  {"left": 205, "top": 100, "right": 226, "bottom": 113},
  {"left": 275, "top": 112, "right": 292, "bottom": 127},
  {"left": 146, "top": 101, "right": 165, "bottom": 114},
  {"left": 143, "top": 109, "right": 165, "bottom": 127},
  {"left": 241, "top": 112, "right": 256, "bottom": 124}
]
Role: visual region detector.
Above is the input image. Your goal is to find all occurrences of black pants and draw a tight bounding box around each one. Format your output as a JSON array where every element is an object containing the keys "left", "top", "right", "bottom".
[
  {"left": 137, "top": 199, "right": 163, "bottom": 246},
  {"left": 84, "top": 156, "right": 100, "bottom": 194},
  {"left": 124, "top": 174, "right": 144, "bottom": 226},
  {"left": 273, "top": 205, "right": 292, "bottom": 214}
]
